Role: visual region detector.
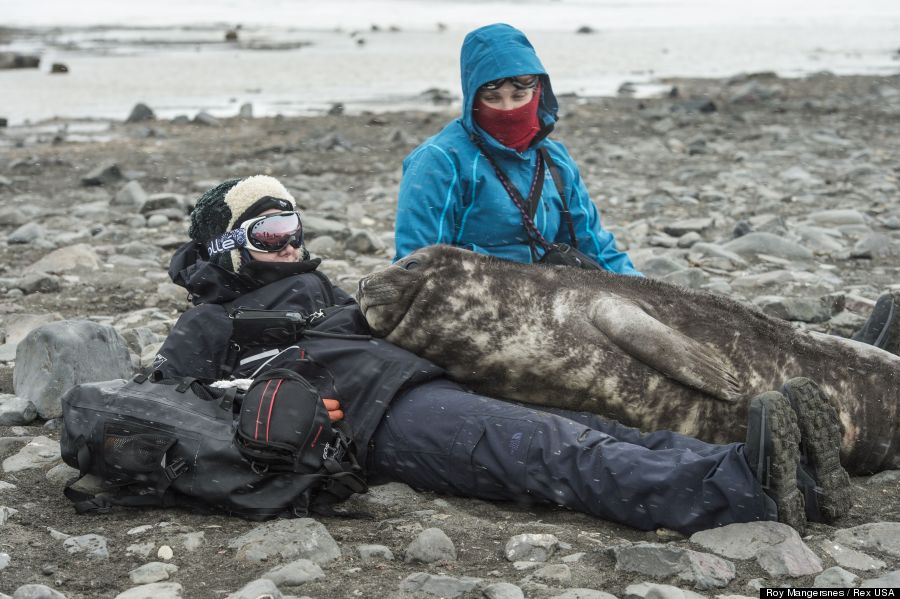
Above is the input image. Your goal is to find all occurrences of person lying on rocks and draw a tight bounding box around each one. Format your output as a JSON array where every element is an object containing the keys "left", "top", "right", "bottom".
[
  {"left": 152, "top": 174, "right": 850, "bottom": 534},
  {"left": 394, "top": 23, "right": 641, "bottom": 274}
]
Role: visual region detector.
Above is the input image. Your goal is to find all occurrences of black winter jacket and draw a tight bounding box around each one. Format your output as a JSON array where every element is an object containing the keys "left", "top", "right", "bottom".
[{"left": 154, "top": 243, "right": 444, "bottom": 465}]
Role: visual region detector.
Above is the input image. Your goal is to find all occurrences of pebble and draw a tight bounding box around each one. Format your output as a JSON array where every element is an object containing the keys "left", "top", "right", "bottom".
[
  {"left": 814, "top": 566, "right": 859, "bottom": 588},
  {"left": 10, "top": 585, "right": 69, "bottom": 599},
  {"left": 112, "top": 180, "right": 148, "bottom": 209},
  {"left": 399, "top": 572, "right": 481, "bottom": 598},
  {"left": 228, "top": 519, "right": 340, "bottom": 564},
  {"left": 114, "top": 582, "right": 183, "bottom": 599},
  {"left": 357, "top": 544, "right": 394, "bottom": 564},
  {"left": 262, "top": 558, "right": 325, "bottom": 586},
  {"left": 0, "top": 395, "right": 37, "bottom": 425},
  {"left": 613, "top": 542, "right": 735, "bottom": 589},
  {"left": 404, "top": 527, "right": 456, "bottom": 563},
  {"left": 505, "top": 533, "right": 560, "bottom": 562},
  {"left": 691, "top": 522, "right": 822, "bottom": 577},
  {"left": 129, "top": 562, "right": 178, "bottom": 584},
  {"left": 483, "top": 582, "right": 525, "bottom": 599},
  {"left": 157, "top": 545, "right": 173, "bottom": 560},
  {"left": 62, "top": 534, "right": 109, "bottom": 560}
]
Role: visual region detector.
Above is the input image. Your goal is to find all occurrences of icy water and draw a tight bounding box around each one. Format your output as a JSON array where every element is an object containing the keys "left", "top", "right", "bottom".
[{"left": 2, "top": 0, "right": 899, "bottom": 124}]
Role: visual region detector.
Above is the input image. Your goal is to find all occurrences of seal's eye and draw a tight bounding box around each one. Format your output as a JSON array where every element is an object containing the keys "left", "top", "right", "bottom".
[{"left": 403, "top": 260, "right": 420, "bottom": 270}]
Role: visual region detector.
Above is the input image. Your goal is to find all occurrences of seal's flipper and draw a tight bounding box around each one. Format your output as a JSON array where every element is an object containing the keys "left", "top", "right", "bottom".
[{"left": 589, "top": 296, "right": 742, "bottom": 402}]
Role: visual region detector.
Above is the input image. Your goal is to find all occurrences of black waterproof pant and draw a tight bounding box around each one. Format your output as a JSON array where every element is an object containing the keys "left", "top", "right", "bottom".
[{"left": 368, "top": 378, "right": 771, "bottom": 534}]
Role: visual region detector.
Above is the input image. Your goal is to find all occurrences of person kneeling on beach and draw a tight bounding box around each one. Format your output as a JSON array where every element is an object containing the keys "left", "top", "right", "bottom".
[
  {"left": 153, "top": 174, "right": 850, "bottom": 534},
  {"left": 394, "top": 23, "right": 640, "bottom": 274}
]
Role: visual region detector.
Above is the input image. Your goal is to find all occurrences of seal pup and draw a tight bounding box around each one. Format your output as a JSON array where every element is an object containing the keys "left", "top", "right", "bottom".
[{"left": 357, "top": 245, "right": 900, "bottom": 475}]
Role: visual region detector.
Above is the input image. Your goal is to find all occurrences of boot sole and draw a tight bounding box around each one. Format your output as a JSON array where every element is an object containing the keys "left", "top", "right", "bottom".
[
  {"left": 781, "top": 378, "right": 852, "bottom": 522},
  {"left": 752, "top": 392, "right": 806, "bottom": 531}
]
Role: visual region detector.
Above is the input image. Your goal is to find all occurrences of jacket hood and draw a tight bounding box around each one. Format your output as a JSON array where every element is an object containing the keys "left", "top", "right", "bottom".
[
  {"left": 168, "top": 241, "right": 321, "bottom": 305},
  {"left": 460, "top": 23, "right": 558, "bottom": 149}
]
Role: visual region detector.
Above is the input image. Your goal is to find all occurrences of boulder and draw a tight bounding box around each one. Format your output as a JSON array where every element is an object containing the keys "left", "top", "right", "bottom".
[
  {"left": 13, "top": 320, "right": 132, "bottom": 418},
  {"left": 126, "top": 103, "right": 155, "bottom": 123}
]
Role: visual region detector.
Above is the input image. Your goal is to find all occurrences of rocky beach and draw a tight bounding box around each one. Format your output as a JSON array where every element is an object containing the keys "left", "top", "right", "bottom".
[{"left": 1, "top": 70, "right": 900, "bottom": 598}]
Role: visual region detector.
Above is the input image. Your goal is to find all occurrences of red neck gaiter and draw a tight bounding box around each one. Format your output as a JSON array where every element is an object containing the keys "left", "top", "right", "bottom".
[{"left": 474, "top": 84, "right": 542, "bottom": 153}]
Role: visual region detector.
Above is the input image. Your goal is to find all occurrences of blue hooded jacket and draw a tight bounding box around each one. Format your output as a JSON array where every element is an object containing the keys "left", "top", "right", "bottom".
[{"left": 394, "top": 23, "right": 640, "bottom": 274}]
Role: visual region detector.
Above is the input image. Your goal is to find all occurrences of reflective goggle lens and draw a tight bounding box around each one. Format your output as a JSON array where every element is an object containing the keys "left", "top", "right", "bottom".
[
  {"left": 479, "top": 75, "right": 539, "bottom": 91},
  {"left": 245, "top": 212, "right": 303, "bottom": 252}
]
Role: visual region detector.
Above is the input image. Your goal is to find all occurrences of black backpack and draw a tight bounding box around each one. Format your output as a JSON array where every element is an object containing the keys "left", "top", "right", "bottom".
[{"left": 59, "top": 368, "right": 367, "bottom": 520}]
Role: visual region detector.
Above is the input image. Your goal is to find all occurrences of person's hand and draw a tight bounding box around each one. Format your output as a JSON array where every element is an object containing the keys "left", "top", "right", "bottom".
[{"left": 322, "top": 398, "right": 344, "bottom": 422}]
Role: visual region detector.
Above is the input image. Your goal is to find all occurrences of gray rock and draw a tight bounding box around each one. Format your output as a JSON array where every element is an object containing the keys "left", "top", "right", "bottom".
[
  {"left": 263, "top": 558, "right": 325, "bottom": 585},
  {"left": 0, "top": 552, "right": 9, "bottom": 570},
  {"left": 357, "top": 544, "right": 394, "bottom": 564},
  {"left": 688, "top": 242, "right": 747, "bottom": 268},
  {"left": 114, "top": 582, "right": 183, "bottom": 599},
  {"left": 4, "top": 314, "right": 63, "bottom": 345},
  {"left": 691, "top": 521, "right": 822, "bottom": 577},
  {"left": 833, "top": 522, "right": 900, "bottom": 558},
  {"left": 860, "top": 570, "right": 900, "bottom": 588},
  {"left": 24, "top": 244, "right": 103, "bottom": 275},
  {"left": 81, "top": 162, "right": 124, "bottom": 186},
  {"left": 0, "top": 505, "right": 18, "bottom": 524},
  {"left": 129, "top": 562, "right": 178, "bottom": 584},
  {"left": 677, "top": 232, "right": 702, "bottom": 248},
  {"left": 722, "top": 232, "right": 813, "bottom": 260},
  {"left": 303, "top": 215, "right": 351, "bottom": 240},
  {"left": 2, "top": 436, "right": 60, "bottom": 472},
  {"left": 113, "top": 180, "right": 148, "bottom": 209},
  {"left": 306, "top": 235, "right": 338, "bottom": 256},
  {"left": 405, "top": 527, "right": 456, "bottom": 563},
  {"left": 14, "top": 320, "right": 132, "bottom": 419},
  {"left": 0, "top": 395, "right": 37, "bottom": 425},
  {"left": 754, "top": 295, "right": 835, "bottom": 322},
  {"left": 614, "top": 542, "right": 735, "bottom": 589},
  {"left": 528, "top": 563, "right": 572, "bottom": 584},
  {"left": 550, "top": 590, "right": 619, "bottom": 599},
  {"left": 641, "top": 256, "right": 687, "bottom": 277},
  {"left": 345, "top": 229, "right": 385, "bottom": 254},
  {"left": 663, "top": 218, "right": 714, "bottom": 237},
  {"left": 179, "top": 532, "right": 204, "bottom": 551},
  {"left": 816, "top": 538, "right": 886, "bottom": 571},
  {"left": 239, "top": 103, "right": 253, "bottom": 118},
  {"left": 867, "top": 470, "right": 900, "bottom": 485},
  {"left": 662, "top": 268, "right": 709, "bottom": 289},
  {"left": 193, "top": 112, "right": 222, "bottom": 127},
  {"left": 15, "top": 273, "right": 62, "bottom": 295},
  {"left": 793, "top": 225, "right": 846, "bottom": 254},
  {"left": 808, "top": 209, "right": 869, "bottom": 226},
  {"left": 399, "top": 572, "right": 480, "bottom": 598},
  {"left": 11, "top": 585, "right": 68, "bottom": 599},
  {"left": 0, "top": 207, "right": 29, "bottom": 226},
  {"left": 814, "top": 566, "right": 859, "bottom": 588},
  {"left": 8, "top": 222, "right": 44, "bottom": 244},
  {"left": 63, "top": 534, "right": 109, "bottom": 560},
  {"left": 623, "top": 582, "right": 706, "bottom": 599},
  {"left": 484, "top": 582, "right": 525, "bottom": 599},
  {"left": 505, "top": 533, "right": 560, "bottom": 562},
  {"left": 126, "top": 103, "right": 155, "bottom": 123},
  {"left": 851, "top": 233, "right": 895, "bottom": 259},
  {"left": 140, "top": 193, "right": 184, "bottom": 214},
  {"left": 780, "top": 165, "right": 823, "bottom": 186},
  {"left": 146, "top": 214, "right": 169, "bottom": 228},
  {"left": 44, "top": 462, "right": 80, "bottom": 486},
  {"left": 228, "top": 518, "right": 340, "bottom": 564}
]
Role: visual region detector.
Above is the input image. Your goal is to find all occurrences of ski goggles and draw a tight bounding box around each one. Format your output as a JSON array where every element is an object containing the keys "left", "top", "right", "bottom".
[
  {"left": 206, "top": 211, "right": 303, "bottom": 257},
  {"left": 479, "top": 75, "right": 539, "bottom": 91}
]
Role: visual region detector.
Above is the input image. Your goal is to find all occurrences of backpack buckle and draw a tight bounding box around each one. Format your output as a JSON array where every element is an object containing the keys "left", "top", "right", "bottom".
[{"left": 164, "top": 457, "right": 188, "bottom": 481}]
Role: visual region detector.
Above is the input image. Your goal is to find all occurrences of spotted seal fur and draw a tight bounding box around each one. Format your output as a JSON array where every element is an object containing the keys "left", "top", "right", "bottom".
[{"left": 357, "top": 245, "right": 900, "bottom": 474}]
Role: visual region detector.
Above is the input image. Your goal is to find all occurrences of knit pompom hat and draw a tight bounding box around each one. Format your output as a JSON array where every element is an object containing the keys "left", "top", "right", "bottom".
[{"left": 189, "top": 175, "right": 297, "bottom": 271}]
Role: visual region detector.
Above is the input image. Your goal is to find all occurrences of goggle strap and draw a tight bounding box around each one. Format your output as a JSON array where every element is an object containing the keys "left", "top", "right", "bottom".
[{"left": 206, "top": 229, "right": 248, "bottom": 257}]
